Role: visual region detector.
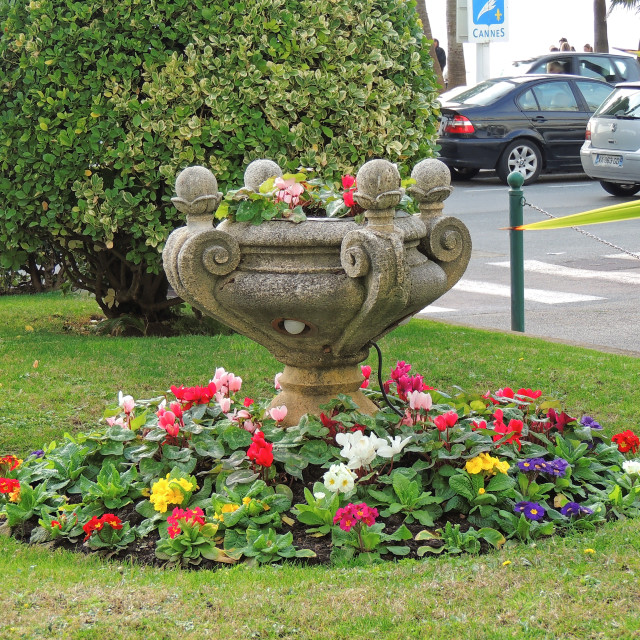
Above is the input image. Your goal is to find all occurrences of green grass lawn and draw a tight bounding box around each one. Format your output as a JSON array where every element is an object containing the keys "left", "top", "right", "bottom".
[{"left": 2, "top": 292, "right": 640, "bottom": 639}]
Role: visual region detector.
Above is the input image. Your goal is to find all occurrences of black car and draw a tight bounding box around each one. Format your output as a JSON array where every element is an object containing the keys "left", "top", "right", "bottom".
[
  {"left": 511, "top": 52, "right": 640, "bottom": 83},
  {"left": 437, "top": 75, "right": 614, "bottom": 185}
]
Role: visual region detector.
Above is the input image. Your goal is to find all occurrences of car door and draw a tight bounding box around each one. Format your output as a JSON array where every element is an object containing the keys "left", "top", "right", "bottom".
[{"left": 518, "top": 79, "right": 588, "bottom": 166}]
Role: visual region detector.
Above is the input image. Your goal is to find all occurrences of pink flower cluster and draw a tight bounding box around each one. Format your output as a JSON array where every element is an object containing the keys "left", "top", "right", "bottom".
[
  {"left": 384, "top": 361, "right": 432, "bottom": 402},
  {"left": 333, "top": 502, "right": 378, "bottom": 532},
  {"left": 156, "top": 401, "right": 184, "bottom": 438},
  {"left": 167, "top": 506, "right": 206, "bottom": 539},
  {"left": 274, "top": 177, "right": 306, "bottom": 208}
]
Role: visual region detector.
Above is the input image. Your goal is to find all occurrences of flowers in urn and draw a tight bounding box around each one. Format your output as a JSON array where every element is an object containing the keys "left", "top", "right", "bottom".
[{"left": 214, "top": 168, "right": 416, "bottom": 225}]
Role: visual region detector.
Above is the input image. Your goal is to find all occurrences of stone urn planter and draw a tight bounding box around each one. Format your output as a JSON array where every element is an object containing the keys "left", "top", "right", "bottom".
[{"left": 163, "top": 158, "right": 471, "bottom": 426}]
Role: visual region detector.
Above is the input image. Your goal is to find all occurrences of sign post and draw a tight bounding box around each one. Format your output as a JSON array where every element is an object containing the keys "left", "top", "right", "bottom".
[{"left": 457, "top": 0, "right": 509, "bottom": 83}]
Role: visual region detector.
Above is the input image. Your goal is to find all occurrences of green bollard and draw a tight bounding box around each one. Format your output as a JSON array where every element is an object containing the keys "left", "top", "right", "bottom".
[{"left": 507, "top": 171, "right": 525, "bottom": 332}]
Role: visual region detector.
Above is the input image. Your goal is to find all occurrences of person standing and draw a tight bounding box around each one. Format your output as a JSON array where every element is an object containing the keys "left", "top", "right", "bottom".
[{"left": 434, "top": 38, "right": 447, "bottom": 74}]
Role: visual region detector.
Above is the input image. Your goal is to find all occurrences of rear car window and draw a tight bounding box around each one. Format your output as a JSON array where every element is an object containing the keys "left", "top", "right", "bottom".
[
  {"left": 448, "top": 80, "right": 515, "bottom": 106},
  {"left": 595, "top": 87, "right": 640, "bottom": 118}
]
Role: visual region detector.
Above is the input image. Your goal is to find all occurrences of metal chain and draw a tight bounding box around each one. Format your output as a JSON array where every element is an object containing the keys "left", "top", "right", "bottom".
[{"left": 523, "top": 200, "right": 640, "bottom": 260}]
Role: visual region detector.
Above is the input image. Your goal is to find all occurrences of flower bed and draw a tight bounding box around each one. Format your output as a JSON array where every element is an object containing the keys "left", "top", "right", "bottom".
[{"left": 2, "top": 362, "right": 639, "bottom": 567}]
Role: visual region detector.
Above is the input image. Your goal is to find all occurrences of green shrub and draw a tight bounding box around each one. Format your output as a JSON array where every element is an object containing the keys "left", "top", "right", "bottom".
[{"left": 0, "top": 0, "right": 439, "bottom": 319}]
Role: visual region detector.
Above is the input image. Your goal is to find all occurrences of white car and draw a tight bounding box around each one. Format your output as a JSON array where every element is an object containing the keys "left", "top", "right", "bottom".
[{"left": 580, "top": 81, "right": 640, "bottom": 196}]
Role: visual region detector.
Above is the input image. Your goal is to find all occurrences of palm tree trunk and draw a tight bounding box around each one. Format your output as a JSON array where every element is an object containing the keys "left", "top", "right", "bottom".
[
  {"left": 594, "top": 0, "right": 609, "bottom": 52},
  {"left": 446, "top": 0, "right": 467, "bottom": 89},
  {"left": 415, "top": 0, "right": 445, "bottom": 90}
]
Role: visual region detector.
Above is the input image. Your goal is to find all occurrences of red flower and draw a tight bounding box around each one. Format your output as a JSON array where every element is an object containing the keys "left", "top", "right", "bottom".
[
  {"left": 0, "top": 478, "right": 20, "bottom": 494},
  {"left": 82, "top": 514, "right": 123, "bottom": 540},
  {"left": 247, "top": 430, "right": 273, "bottom": 467},
  {"left": 547, "top": 408, "right": 576, "bottom": 433},
  {"left": 472, "top": 419, "right": 487, "bottom": 431},
  {"left": 612, "top": 430, "right": 640, "bottom": 454},
  {"left": 243, "top": 397, "right": 254, "bottom": 407},
  {"left": 493, "top": 418, "right": 524, "bottom": 450},
  {"left": 433, "top": 410, "right": 458, "bottom": 432},
  {"left": 0, "top": 455, "right": 21, "bottom": 471},
  {"left": 342, "top": 175, "right": 357, "bottom": 208},
  {"left": 518, "top": 388, "right": 542, "bottom": 400},
  {"left": 82, "top": 515, "right": 104, "bottom": 540},
  {"left": 100, "top": 514, "right": 123, "bottom": 530},
  {"left": 51, "top": 520, "right": 62, "bottom": 529},
  {"left": 170, "top": 382, "right": 217, "bottom": 410}
]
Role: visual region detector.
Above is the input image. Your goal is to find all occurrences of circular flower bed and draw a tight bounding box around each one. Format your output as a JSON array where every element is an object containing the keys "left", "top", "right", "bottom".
[{"left": 1, "top": 363, "right": 639, "bottom": 567}]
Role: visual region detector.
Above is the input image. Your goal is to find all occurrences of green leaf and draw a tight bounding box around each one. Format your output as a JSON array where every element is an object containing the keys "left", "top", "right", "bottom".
[
  {"left": 486, "top": 473, "right": 515, "bottom": 493},
  {"left": 449, "top": 473, "right": 475, "bottom": 501}
]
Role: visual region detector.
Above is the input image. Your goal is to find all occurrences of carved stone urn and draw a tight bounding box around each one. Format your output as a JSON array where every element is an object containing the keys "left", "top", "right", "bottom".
[{"left": 163, "top": 158, "right": 471, "bottom": 426}]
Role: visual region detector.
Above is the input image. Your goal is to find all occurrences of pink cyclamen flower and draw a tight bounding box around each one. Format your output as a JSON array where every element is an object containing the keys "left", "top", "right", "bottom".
[
  {"left": 274, "top": 372, "right": 283, "bottom": 391},
  {"left": 216, "top": 394, "right": 231, "bottom": 413},
  {"left": 274, "top": 177, "right": 305, "bottom": 207},
  {"left": 408, "top": 390, "right": 432, "bottom": 412},
  {"left": 118, "top": 392, "right": 135, "bottom": 414},
  {"left": 227, "top": 374, "right": 242, "bottom": 393},
  {"left": 105, "top": 416, "right": 125, "bottom": 427},
  {"left": 158, "top": 410, "right": 180, "bottom": 437},
  {"left": 269, "top": 406, "right": 288, "bottom": 423}
]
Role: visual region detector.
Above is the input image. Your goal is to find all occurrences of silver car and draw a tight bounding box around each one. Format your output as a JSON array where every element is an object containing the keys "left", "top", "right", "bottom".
[{"left": 580, "top": 81, "right": 640, "bottom": 196}]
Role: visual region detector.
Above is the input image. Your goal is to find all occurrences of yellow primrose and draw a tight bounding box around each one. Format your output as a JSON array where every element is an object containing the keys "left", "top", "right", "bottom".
[
  {"left": 242, "top": 497, "right": 252, "bottom": 505},
  {"left": 221, "top": 503, "right": 240, "bottom": 514}
]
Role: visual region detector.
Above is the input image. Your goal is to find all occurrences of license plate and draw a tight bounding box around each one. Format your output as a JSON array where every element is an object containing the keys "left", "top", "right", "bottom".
[{"left": 595, "top": 154, "right": 623, "bottom": 167}]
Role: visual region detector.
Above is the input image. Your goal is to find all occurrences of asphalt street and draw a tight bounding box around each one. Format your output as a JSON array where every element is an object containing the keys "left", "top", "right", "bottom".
[{"left": 415, "top": 171, "right": 640, "bottom": 357}]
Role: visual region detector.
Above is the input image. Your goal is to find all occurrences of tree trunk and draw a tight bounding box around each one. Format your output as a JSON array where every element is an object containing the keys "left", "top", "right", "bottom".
[
  {"left": 594, "top": 0, "right": 609, "bottom": 52},
  {"left": 415, "top": 0, "right": 445, "bottom": 90},
  {"left": 446, "top": 0, "right": 467, "bottom": 89}
]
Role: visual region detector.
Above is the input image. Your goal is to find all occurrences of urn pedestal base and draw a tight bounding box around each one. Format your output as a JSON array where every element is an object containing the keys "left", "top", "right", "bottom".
[{"left": 272, "top": 364, "right": 379, "bottom": 427}]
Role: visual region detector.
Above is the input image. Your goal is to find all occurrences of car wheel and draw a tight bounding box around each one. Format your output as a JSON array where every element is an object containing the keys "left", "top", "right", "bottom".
[
  {"left": 496, "top": 140, "right": 542, "bottom": 185},
  {"left": 599, "top": 181, "right": 640, "bottom": 197},
  {"left": 449, "top": 167, "right": 480, "bottom": 181}
]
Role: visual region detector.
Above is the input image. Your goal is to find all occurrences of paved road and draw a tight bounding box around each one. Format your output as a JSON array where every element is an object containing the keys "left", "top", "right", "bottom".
[{"left": 416, "top": 172, "right": 640, "bottom": 356}]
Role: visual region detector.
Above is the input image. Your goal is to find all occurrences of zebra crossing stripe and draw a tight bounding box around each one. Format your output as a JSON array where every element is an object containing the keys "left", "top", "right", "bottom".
[
  {"left": 452, "top": 280, "right": 604, "bottom": 304},
  {"left": 489, "top": 260, "right": 640, "bottom": 285}
]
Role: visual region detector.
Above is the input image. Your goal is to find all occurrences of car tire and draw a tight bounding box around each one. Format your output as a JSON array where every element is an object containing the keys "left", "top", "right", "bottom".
[
  {"left": 599, "top": 181, "right": 640, "bottom": 197},
  {"left": 496, "top": 140, "right": 542, "bottom": 185},
  {"left": 449, "top": 167, "right": 480, "bottom": 181}
]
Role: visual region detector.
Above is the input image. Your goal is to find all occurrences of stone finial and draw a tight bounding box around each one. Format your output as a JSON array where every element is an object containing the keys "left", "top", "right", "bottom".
[
  {"left": 354, "top": 159, "right": 403, "bottom": 232},
  {"left": 244, "top": 159, "right": 283, "bottom": 192},
  {"left": 172, "top": 166, "right": 222, "bottom": 226},
  {"left": 407, "top": 158, "right": 453, "bottom": 220}
]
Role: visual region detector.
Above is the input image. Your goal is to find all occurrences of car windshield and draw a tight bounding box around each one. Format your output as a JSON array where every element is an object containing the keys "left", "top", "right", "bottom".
[
  {"left": 446, "top": 80, "right": 516, "bottom": 106},
  {"left": 594, "top": 87, "right": 640, "bottom": 118}
]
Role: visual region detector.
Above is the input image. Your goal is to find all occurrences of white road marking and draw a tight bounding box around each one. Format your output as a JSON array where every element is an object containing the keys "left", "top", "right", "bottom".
[
  {"left": 603, "top": 253, "right": 640, "bottom": 261},
  {"left": 452, "top": 279, "right": 604, "bottom": 304},
  {"left": 416, "top": 305, "right": 457, "bottom": 314},
  {"left": 490, "top": 259, "right": 640, "bottom": 285},
  {"left": 547, "top": 184, "right": 588, "bottom": 188}
]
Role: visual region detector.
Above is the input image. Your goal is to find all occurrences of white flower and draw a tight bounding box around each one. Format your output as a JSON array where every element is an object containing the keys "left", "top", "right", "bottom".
[
  {"left": 377, "top": 435, "right": 412, "bottom": 459},
  {"left": 323, "top": 463, "right": 357, "bottom": 494},
  {"left": 313, "top": 491, "right": 326, "bottom": 500},
  {"left": 623, "top": 459, "right": 640, "bottom": 475},
  {"left": 335, "top": 432, "right": 387, "bottom": 469}
]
